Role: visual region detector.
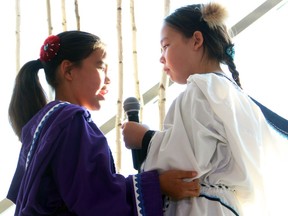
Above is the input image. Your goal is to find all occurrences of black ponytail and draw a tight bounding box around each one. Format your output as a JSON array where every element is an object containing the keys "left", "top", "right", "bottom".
[{"left": 8, "top": 60, "right": 47, "bottom": 139}]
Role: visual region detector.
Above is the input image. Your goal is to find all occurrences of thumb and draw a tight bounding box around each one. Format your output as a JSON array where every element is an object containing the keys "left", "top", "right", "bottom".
[{"left": 177, "top": 171, "right": 198, "bottom": 179}]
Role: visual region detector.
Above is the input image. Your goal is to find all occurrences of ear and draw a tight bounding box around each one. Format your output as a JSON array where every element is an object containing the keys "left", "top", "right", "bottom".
[
  {"left": 192, "top": 31, "right": 204, "bottom": 50},
  {"left": 60, "top": 60, "right": 73, "bottom": 81}
]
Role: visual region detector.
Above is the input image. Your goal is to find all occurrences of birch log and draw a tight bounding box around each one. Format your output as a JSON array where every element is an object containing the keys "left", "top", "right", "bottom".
[
  {"left": 74, "top": 0, "right": 80, "bottom": 30},
  {"left": 15, "top": 0, "right": 20, "bottom": 73},
  {"left": 115, "top": 0, "right": 124, "bottom": 173},
  {"left": 46, "top": 0, "right": 54, "bottom": 101},
  {"left": 158, "top": 0, "right": 170, "bottom": 130},
  {"left": 130, "top": 0, "right": 143, "bottom": 122},
  {"left": 46, "top": 0, "right": 53, "bottom": 35},
  {"left": 61, "top": 0, "right": 67, "bottom": 31}
]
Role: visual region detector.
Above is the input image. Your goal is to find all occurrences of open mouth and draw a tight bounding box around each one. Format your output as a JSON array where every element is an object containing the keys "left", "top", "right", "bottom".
[{"left": 99, "top": 89, "right": 108, "bottom": 96}]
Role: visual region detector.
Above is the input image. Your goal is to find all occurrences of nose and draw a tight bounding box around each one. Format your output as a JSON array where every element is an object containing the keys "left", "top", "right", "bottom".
[
  {"left": 105, "top": 76, "right": 111, "bottom": 84},
  {"left": 160, "top": 55, "right": 165, "bottom": 64}
]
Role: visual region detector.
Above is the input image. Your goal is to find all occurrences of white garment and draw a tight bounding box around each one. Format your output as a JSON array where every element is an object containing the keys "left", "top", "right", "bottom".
[{"left": 143, "top": 73, "right": 288, "bottom": 216}]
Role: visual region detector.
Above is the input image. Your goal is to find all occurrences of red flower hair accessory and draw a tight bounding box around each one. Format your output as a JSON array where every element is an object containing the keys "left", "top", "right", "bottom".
[{"left": 39, "top": 35, "right": 60, "bottom": 62}]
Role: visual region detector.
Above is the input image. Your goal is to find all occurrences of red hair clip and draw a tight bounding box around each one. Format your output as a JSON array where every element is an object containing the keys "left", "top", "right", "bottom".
[{"left": 39, "top": 35, "right": 60, "bottom": 62}]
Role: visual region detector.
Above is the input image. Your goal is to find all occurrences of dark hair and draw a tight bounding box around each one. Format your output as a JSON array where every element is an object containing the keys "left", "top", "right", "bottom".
[
  {"left": 164, "top": 3, "right": 241, "bottom": 88},
  {"left": 9, "top": 30, "right": 105, "bottom": 139}
]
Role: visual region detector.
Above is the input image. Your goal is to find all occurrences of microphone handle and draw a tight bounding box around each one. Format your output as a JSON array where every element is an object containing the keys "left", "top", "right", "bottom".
[
  {"left": 127, "top": 111, "right": 143, "bottom": 172},
  {"left": 127, "top": 111, "right": 139, "bottom": 123}
]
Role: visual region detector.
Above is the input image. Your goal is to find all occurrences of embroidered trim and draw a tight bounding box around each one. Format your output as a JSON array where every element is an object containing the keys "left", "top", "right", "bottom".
[
  {"left": 201, "top": 183, "right": 235, "bottom": 192},
  {"left": 84, "top": 111, "right": 92, "bottom": 123},
  {"left": 132, "top": 175, "right": 145, "bottom": 216},
  {"left": 25, "top": 102, "right": 69, "bottom": 169},
  {"left": 266, "top": 120, "right": 288, "bottom": 138},
  {"left": 162, "top": 196, "right": 170, "bottom": 213},
  {"left": 199, "top": 193, "right": 239, "bottom": 216},
  {"left": 200, "top": 183, "right": 238, "bottom": 215}
]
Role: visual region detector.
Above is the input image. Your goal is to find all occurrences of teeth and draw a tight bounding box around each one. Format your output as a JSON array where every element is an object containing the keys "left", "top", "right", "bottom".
[{"left": 100, "top": 90, "right": 108, "bottom": 95}]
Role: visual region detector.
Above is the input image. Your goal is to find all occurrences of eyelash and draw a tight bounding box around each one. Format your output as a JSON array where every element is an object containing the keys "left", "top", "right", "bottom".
[
  {"left": 98, "top": 64, "right": 107, "bottom": 71},
  {"left": 161, "top": 44, "right": 169, "bottom": 52},
  {"left": 101, "top": 68, "right": 107, "bottom": 73}
]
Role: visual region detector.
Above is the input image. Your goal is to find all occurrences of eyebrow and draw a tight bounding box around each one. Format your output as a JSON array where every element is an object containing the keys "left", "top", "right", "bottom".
[
  {"left": 96, "top": 59, "right": 106, "bottom": 65},
  {"left": 160, "top": 37, "right": 168, "bottom": 44}
]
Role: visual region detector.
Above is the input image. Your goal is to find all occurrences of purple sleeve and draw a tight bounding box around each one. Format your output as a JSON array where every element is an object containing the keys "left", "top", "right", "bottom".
[
  {"left": 127, "top": 171, "right": 164, "bottom": 216},
  {"left": 52, "top": 112, "right": 163, "bottom": 216}
]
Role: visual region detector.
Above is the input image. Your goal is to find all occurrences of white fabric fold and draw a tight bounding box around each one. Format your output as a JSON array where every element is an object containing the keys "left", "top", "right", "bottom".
[{"left": 143, "top": 73, "right": 288, "bottom": 216}]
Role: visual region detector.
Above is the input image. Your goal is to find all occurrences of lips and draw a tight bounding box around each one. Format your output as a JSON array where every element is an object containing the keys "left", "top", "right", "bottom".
[
  {"left": 100, "top": 89, "right": 108, "bottom": 95},
  {"left": 163, "top": 67, "right": 170, "bottom": 74},
  {"left": 100, "top": 89, "right": 108, "bottom": 96}
]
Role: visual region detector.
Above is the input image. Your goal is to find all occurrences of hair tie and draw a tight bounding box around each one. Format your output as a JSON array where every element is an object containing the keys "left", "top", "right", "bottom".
[
  {"left": 225, "top": 44, "right": 235, "bottom": 60},
  {"left": 39, "top": 35, "right": 60, "bottom": 62}
]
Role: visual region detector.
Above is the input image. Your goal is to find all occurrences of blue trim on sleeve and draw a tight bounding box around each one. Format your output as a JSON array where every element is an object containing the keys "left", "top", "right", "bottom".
[{"left": 133, "top": 174, "right": 146, "bottom": 216}]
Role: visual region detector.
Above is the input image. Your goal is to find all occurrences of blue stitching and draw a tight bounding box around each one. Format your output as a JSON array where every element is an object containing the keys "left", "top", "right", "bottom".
[{"left": 25, "top": 102, "right": 69, "bottom": 169}]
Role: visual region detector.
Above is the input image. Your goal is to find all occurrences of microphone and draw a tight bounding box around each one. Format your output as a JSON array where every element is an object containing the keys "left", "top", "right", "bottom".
[{"left": 123, "top": 97, "right": 143, "bottom": 171}]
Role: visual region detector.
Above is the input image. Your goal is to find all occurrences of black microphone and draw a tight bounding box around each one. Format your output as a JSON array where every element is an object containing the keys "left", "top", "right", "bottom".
[{"left": 123, "top": 97, "right": 143, "bottom": 171}]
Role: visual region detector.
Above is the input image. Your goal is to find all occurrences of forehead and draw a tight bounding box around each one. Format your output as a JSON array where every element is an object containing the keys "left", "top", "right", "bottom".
[
  {"left": 92, "top": 48, "right": 106, "bottom": 59},
  {"left": 84, "top": 48, "right": 107, "bottom": 66},
  {"left": 160, "top": 24, "right": 182, "bottom": 42}
]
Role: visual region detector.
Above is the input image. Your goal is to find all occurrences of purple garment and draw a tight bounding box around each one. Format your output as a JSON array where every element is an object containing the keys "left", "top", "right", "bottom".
[{"left": 7, "top": 101, "right": 163, "bottom": 216}]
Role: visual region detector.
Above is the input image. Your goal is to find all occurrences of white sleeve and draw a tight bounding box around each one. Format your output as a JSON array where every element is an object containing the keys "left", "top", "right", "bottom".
[{"left": 143, "top": 75, "right": 229, "bottom": 180}]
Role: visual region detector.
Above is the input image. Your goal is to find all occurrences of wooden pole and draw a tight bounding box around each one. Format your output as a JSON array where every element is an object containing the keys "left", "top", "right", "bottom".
[
  {"left": 61, "top": 0, "right": 67, "bottom": 31},
  {"left": 158, "top": 0, "right": 170, "bottom": 130},
  {"left": 46, "top": 0, "right": 53, "bottom": 35},
  {"left": 15, "top": 0, "right": 20, "bottom": 73},
  {"left": 130, "top": 0, "right": 144, "bottom": 122},
  {"left": 46, "top": 0, "right": 54, "bottom": 101},
  {"left": 115, "top": 0, "right": 124, "bottom": 172},
  {"left": 74, "top": 0, "right": 80, "bottom": 30}
]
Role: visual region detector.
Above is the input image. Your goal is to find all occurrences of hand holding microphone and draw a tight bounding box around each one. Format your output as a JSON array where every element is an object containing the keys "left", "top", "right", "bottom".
[
  {"left": 122, "top": 121, "right": 149, "bottom": 149},
  {"left": 123, "top": 97, "right": 148, "bottom": 171}
]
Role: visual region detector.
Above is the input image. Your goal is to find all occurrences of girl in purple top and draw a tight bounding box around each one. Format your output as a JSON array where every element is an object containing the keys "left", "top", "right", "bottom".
[{"left": 7, "top": 31, "right": 200, "bottom": 216}]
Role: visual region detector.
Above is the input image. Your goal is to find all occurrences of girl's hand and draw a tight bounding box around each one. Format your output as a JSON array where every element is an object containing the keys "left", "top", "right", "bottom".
[
  {"left": 159, "top": 170, "right": 200, "bottom": 200},
  {"left": 121, "top": 122, "right": 149, "bottom": 149}
]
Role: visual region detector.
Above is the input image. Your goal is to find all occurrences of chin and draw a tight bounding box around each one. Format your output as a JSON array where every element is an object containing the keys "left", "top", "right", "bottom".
[
  {"left": 94, "top": 102, "right": 102, "bottom": 111},
  {"left": 84, "top": 102, "right": 101, "bottom": 111}
]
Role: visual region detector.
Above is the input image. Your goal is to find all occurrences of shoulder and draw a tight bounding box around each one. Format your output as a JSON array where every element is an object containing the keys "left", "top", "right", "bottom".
[
  {"left": 187, "top": 72, "right": 231, "bottom": 88},
  {"left": 39, "top": 101, "right": 90, "bottom": 124},
  {"left": 22, "top": 102, "right": 92, "bottom": 141},
  {"left": 49, "top": 102, "right": 92, "bottom": 130},
  {"left": 60, "top": 103, "right": 90, "bottom": 120},
  {"left": 186, "top": 72, "right": 236, "bottom": 100}
]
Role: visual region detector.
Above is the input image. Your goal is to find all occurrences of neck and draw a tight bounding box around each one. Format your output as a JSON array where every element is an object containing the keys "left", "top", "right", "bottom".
[{"left": 199, "top": 58, "right": 222, "bottom": 74}]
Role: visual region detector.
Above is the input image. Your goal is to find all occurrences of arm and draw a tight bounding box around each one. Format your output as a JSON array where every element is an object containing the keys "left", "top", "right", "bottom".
[
  {"left": 122, "top": 123, "right": 200, "bottom": 200},
  {"left": 52, "top": 112, "right": 163, "bottom": 216},
  {"left": 141, "top": 130, "right": 156, "bottom": 159}
]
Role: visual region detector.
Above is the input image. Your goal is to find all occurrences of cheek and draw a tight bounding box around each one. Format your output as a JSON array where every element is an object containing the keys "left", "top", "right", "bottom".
[
  {"left": 167, "top": 51, "right": 183, "bottom": 70},
  {"left": 92, "top": 73, "right": 104, "bottom": 91},
  {"left": 174, "top": 47, "right": 191, "bottom": 68}
]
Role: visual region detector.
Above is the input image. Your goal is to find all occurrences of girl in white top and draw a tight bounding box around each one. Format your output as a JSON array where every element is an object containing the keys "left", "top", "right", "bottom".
[{"left": 122, "top": 2, "right": 288, "bottom": 215}]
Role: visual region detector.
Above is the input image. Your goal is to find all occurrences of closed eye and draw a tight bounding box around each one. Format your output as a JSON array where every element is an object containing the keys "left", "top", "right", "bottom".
[
  {"left": 96, "top": 62, "right": 108, "bottom": 72},
  {"left": 161, "top": 44, "right": 169, "bottom": 53}
]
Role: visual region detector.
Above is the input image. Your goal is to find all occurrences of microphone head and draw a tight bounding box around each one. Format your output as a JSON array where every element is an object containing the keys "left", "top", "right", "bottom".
[{"left": 123, "top": 97, "right": 140, "bottom": 112}]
